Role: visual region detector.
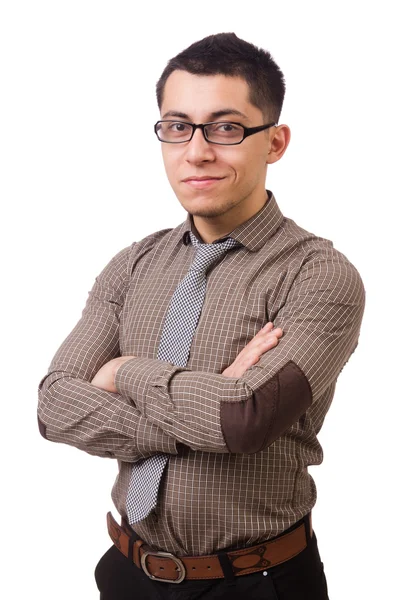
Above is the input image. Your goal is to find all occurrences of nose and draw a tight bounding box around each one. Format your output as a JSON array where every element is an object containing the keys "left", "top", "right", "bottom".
[{"left": 184, "top": 126, "right": 216, "bottom": 163}]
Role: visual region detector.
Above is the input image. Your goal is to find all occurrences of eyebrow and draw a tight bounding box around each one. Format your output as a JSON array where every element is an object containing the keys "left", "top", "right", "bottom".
[{"left": 161, "top": 109, "right": 249, "bottom": 121}]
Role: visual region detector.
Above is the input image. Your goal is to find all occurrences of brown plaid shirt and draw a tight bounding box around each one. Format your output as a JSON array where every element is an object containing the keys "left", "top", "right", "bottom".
[{"left": 37, "top": 190, "right": 365, "bottom": 555}]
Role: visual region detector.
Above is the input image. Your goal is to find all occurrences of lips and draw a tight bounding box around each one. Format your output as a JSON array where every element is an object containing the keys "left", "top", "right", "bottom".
[
  {"left": 182, "top": 176, "right": 224, "bottom": 182},
  {"left": 182, "top": 177, "right": 225, "bottom": 189}
]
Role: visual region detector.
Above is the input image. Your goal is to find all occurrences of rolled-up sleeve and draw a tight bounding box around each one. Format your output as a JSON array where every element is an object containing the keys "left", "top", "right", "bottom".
[
  {"left": 37, "top": 244, "right": 178, "bottom": 462},
  {"left": 115, "top": 256, "right": 365, "bottom": 454}
]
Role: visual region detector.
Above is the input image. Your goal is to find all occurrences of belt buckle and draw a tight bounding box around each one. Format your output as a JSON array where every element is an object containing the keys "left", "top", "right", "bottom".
[{"left": 140, "top": 549, "right": 186, "bottom": 584}]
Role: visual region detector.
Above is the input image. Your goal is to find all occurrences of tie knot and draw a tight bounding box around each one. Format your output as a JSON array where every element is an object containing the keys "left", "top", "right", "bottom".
[{"left": 189, "top": 231, "right": 241, "bottom": 273}]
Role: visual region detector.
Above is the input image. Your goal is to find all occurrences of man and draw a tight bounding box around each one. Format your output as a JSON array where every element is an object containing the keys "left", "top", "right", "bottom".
[{"left": 37, "top": 32, "right": 365, "bottom": 599}]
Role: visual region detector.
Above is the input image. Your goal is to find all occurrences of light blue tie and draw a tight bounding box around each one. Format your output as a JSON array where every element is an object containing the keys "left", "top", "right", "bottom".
[{"left": 125, "top": 231, "right": 241, "bottom": 524}]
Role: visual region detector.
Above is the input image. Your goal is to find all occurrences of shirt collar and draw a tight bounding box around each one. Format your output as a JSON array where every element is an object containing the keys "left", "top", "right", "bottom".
[{"left": 180, "top": 189, "right": 285, "bottom": 252}]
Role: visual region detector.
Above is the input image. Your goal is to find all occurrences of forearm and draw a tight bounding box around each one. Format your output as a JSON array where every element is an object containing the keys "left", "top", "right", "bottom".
[
  {"left": 115, "top": 356, "right": 311, "bottom": 455},
  {"left": 38, "top": 370, "right": 178, "bottom": 461},
  {"left": 115, "top": 259, "right": 365, "bottom": 454},
  {"left": 37, "top": 242, "right": 178, "bottom": 461},
  {"left": 115, "top": 356, "right": 254, "bottom": 452}
]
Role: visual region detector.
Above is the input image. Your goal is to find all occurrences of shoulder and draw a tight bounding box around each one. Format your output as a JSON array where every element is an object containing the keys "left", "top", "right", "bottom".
[
  {"left": 99, "top": 223, "right": 183, "bottom": 280},
  {"left": 280, "top": 217, "right": 366, "bottom": 307}
]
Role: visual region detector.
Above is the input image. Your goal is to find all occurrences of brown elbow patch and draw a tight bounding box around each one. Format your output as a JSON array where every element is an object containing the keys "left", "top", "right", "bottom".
[
  {"left": 37, "top": 415, "right": 47, "bottom": 439},
  {"left": 220, "top": 360, "right": 312, "bottom": 453}
]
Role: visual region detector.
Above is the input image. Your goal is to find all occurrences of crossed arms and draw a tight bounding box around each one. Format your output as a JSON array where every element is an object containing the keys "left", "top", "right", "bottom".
[{"left": 37, "top": 244, "right": 365, "bottom": 461}]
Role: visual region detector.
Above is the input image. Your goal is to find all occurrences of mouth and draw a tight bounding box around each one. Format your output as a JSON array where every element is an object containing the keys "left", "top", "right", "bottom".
[{"left": 182, "top": 177, "right": 225, "bottom": 189}]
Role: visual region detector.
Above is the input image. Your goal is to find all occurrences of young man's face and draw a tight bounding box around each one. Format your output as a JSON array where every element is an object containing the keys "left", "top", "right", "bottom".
[{"left": 159, "top": 70, "right": 279, "bottom": 231}]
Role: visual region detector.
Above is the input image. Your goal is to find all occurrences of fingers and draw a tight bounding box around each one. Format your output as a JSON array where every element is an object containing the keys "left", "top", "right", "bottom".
[
  {"left": 260, "top": 322, "right": 274, "bottom": 333},
  {"left": 254, "top": 323, "right": 283, "bottom": 345},
  {"left": 222, "top": 322, "right": 283, "bottom": 378},
  {"left": 243, "top": 324, "right": 283, "bottom": 363},
  {"left": 259, "top": 322, "right": 283, "bottom": 336},
  {"left": 261, "top": 334, "right": 281, "bottom": 346},
  {"left": 247, "top": 323, "right": 283, "bottom": 357}
]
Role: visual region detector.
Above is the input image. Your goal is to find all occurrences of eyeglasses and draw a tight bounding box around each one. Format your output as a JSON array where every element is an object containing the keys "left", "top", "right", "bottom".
[{"left": 154, "top": 120, "right": 278, "bottom": 145}]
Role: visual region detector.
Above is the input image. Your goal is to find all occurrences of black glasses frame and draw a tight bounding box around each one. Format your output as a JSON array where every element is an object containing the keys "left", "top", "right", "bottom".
[{"left": 154, "top": 120, "right": 278, "bottom": 145}]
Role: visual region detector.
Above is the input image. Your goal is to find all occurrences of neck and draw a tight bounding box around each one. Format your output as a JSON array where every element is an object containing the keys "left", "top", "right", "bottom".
[{"left": 192, "top": 190, "right": 269, "bottom": 244}]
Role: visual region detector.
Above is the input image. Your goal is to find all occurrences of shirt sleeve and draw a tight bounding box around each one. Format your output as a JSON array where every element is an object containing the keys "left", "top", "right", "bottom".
[
  {"left": 37, "top": 244, "right": 178, "bottom": 462},
  {"left": 114, "top": 255, "right": 366, "bottom": 454}
]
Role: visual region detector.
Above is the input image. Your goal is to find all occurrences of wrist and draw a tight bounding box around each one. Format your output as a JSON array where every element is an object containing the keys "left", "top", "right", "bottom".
[{"left": 113, "top": 356, "right": 136, "bottom": 387}]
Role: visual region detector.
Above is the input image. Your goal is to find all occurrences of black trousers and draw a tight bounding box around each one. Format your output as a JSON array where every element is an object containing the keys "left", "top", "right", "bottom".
[{"left": 94, "top": 514, "right": 329, "bottom": 600}]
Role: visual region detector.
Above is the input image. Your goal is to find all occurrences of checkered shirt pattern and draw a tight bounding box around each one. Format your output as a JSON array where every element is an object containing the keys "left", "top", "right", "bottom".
[{"left": 37, "top": 190, "right": 366, "bottom": 555}]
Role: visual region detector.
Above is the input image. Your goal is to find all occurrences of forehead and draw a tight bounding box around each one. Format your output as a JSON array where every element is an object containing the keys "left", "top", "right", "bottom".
[{"left": 161, "top": 70, "right": 260, "bottom": 122}]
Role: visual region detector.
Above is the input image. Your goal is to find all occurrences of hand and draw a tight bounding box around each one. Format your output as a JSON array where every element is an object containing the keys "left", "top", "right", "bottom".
[
  {"left": 90, "top": 356, "right": 136, "bottom": 392},
  {"left": 222, "top": 322, "right": 283, "bottom": 378}
]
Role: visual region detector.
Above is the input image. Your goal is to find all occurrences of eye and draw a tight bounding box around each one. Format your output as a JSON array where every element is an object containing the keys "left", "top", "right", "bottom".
[
  {"left": 216, "top": 123, "right": 238, "bottom": 132},
  {"left": 168, "top": 122, "right": 188, "bottom": 132}
]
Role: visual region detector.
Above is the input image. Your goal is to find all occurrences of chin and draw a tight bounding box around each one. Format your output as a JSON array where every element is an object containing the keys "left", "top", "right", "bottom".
[
  {"left": 188, "top": 203, "right": 231, "bottom": 219},
  {"left": 181, "top": 191, "right": 225, "bottom": 206}
]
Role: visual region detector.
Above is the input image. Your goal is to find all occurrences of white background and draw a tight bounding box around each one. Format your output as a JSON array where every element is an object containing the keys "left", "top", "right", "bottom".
[{"left": 1, "top": 1, "right": 396, "bottom": 598}]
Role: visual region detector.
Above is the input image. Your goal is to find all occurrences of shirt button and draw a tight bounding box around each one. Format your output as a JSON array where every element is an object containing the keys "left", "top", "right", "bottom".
[{"left": 263, "top": 571, "right": 268, "bottom": 576}]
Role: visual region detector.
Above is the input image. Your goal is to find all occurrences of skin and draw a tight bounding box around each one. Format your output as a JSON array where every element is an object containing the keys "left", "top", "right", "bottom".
[
  {"left": 91, "top": 71, "right": 291, "bottom": 391},
  {"left": 159, "top": 70, "right": 290, "bottom": 244}
]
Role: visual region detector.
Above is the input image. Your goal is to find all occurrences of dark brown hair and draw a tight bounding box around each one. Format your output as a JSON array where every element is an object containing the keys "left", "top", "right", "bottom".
[{"left": 156, "top": 32, "right": 286, "bottom": 123}]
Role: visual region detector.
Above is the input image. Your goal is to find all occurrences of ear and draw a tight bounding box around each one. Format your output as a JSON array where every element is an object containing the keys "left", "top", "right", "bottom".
[{"left": 267, "top": 124, "right": 291, "bottom": 165}]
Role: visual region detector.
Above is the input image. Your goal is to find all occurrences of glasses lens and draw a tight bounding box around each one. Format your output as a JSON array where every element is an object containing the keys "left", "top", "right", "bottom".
[
  {"left": 156, "top": 121, "right": 193, "bottom": 142},
  {"left": 205, "top": 122, "right": 244, "bottom": 144}
]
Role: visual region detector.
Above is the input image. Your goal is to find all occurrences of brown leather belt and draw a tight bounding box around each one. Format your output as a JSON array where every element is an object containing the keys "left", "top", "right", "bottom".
[{"left": 106, "top": 511, "right": 313, "bottom": 583}]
